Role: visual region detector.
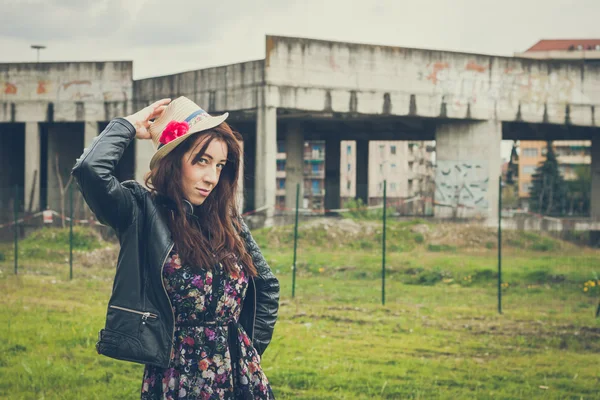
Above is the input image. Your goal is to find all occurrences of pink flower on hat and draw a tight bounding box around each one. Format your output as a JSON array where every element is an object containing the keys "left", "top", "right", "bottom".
[{"left": 159, "top": 121, "right": 190, "bottom": 145}]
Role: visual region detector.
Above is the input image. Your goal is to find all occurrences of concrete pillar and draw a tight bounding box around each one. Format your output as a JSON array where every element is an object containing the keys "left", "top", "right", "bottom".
[
  {"left": 84, "top": 121, "right": 98, "bottom": 148},
  {"left": 255, "top": 103, "right": 277, "bottom": 226},
  {"left": 434, "top": 120, "right": 502, "bottom": 224},
  {"left": 591, "top": 137, "right": 600, "bottom": 219},
  {"left": 356, "top": 140, "right": 370, "bottom": 205},
  {"left": 236, "top": 139, "right": 244, "bottom": 213},
  {"left": 285, "top": 122, "right": 304, "bottom": 211},
  {"left": 324, "top": 138, "right": 341, "bottom": 211},
  {"left": 135, "top": 139, "right": 155, "bottom": 184},
  {"left": 24, "top": 122, "right": 41, "bottom": 212}
]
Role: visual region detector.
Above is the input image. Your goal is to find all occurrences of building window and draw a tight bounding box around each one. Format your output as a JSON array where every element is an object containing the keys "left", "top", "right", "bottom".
[
  {"left": 408, "top": 161, "right": 414, "bottom": 171},
  {"left": 379, "top": 163, "right": 384, "bottom": 172},
  {"left": 277, "top": 160, "right": 286, "bottom": 171},
  {"left": 312, "top": 163, "right": 320, "bottom": 174},
  {"left": 347, "top": 180, "right": 351, "bottom": 190},
  {"left": 390, "top": 182, "right": 397, "bottom": 191},
  {"left": 312, "top": 180, "right": 320, "bottom": 194},
  {"left": 347, "top": 163, "right": 352, "bottom": 172},
  {"left": 522, "top": 165, "right": 536, "bottom": 175},
  {"left": 347, "top": 145, "right": 352, "bottom": 155},
  {"left": 277, "top": 141, "right": 285, "bottom": 153},
  {"left": 521, "top": 183, "right": 532, "bottom": 193},
  {"left": 522, "top": 148, "right": 539, "bottom": 157},
  {"left": 379, "top": 145, "right": 385, "bottom": 157},
  {"left": 391, "top": 163, "right": 396, "bottom": 169},
  {"left": 390, "top": 145, "right": 396, "bottom": 155},
  {"left": 277, "top": 179, "right": 285, "bottom": 189}
]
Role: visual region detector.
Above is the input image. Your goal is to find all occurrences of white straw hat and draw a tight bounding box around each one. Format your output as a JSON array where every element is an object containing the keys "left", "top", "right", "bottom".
[{"left": 148, "top": 96, "right": 228, "bottom": 170}]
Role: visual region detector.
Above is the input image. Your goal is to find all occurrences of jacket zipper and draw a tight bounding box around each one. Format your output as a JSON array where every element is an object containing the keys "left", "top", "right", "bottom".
[
  {"left": 251, "top": 277, "right": 257, "bottom": 341},
  {"left": 160, "top": 242, "right": 176, "bottom": 363},
  {"left": 109, "top": 305, "right": 158, "bottom": 322}
]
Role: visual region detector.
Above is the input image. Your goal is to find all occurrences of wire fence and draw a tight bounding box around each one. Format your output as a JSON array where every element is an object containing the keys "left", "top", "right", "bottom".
[{"left": 0, "top": 181, "right": 599, "bottom": 318}]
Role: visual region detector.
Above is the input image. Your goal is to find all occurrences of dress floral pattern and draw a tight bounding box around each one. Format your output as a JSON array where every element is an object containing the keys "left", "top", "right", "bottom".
[{"left": 141, "top": 250, "right": 274, "bottom": 399}]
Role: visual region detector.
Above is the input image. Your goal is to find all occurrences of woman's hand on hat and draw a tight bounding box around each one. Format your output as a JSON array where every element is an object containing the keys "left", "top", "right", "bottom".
[{"left": 125, "top": 98, "right": 171, "bottom": 140}]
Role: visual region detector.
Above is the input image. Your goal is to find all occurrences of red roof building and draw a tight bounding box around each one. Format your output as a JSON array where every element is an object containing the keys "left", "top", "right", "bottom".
[
  {"left": 515, "top": 39, "right": 600, "bottom": 61},
  {"left": 525, "top": 39, "right": 600, "bottom": 52}
]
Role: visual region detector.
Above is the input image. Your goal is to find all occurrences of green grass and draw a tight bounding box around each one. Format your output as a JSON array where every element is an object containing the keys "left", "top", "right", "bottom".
[{"left": 0, "top": 221, "right": 599, "bottom": 399}]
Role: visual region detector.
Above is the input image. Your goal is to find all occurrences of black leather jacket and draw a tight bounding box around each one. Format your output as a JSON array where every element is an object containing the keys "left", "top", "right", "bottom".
[{"left": 71, "top": 118, "right": 279, "bottom": 368}]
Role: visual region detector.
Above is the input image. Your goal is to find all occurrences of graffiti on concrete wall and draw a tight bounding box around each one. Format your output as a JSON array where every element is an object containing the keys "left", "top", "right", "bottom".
[
  {"left": 435, "top": 160, "right": 489, "bottom": 213},
  {"left": 418, "top": 60, "right": 585, "bottom": 112}
]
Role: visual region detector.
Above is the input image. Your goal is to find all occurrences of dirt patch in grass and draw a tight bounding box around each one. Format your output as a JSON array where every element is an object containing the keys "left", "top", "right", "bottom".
[{"left": 426, "top": 317, "right": 600, "bottom": 352}]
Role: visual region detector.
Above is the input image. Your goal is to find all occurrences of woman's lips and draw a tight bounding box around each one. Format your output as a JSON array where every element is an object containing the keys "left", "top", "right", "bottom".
[{"left": 197, "top": 188, "right": 210, "bottom": 196}]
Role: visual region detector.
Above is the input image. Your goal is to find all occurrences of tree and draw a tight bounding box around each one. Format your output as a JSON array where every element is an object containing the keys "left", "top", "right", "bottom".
[
  {"left": 506, "top": 141, "right": 519, "bottom": 185},
  {"left": 528, "top": 141, "right": 568, "bottom": 215},
  {"left": 565, "top": 165, "right": 591, "bottom": 216}
]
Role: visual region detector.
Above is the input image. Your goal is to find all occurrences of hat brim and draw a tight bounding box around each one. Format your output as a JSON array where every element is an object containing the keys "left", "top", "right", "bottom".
[{"left": 149, "top": 112, "right": 229, "bottom": 170}]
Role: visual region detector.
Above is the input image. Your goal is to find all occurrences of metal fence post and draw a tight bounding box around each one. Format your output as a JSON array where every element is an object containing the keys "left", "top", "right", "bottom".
[
  {"left": 292, "top": 183, "right": 300, "bottom": 298},
  {"left": 14, "top": 185, "right": 18, "bottom": 275},
  {"left": 382, "top": 180, "right": 387, "bottom": 306},
  {"left": 69, "top": 184, "right": 74, "bottom": 280},
  {"left": 498, "top": 176, "right": 502, "bottom": 314}
]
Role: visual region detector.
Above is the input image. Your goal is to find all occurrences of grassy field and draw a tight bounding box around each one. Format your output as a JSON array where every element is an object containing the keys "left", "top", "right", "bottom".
[{"left": 0, "top": 220, "right": 599, "bottom": 399}]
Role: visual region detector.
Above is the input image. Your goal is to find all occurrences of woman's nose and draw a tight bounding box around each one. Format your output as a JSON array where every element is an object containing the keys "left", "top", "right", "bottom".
[{"left": 203, "top": 167, "right": 218, "bottom": 185}]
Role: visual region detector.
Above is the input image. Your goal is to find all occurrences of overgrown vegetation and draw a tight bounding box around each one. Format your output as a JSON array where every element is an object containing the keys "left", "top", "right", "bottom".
[{"left": 1, "top": 219, "right": 599, "bottom": 399}]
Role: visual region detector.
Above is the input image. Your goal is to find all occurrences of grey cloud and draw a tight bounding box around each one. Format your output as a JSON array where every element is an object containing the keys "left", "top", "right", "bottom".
[
  {"left": 121, "top": 0, "right": 293, "bottom": 47},
  {"left": 0, "top": 0, "right": 131, "bottom": 41}
]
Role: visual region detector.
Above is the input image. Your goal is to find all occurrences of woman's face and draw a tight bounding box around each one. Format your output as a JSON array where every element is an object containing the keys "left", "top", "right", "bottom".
[{"left": 181, "top": 136, "right": 228, "bottom": 206}]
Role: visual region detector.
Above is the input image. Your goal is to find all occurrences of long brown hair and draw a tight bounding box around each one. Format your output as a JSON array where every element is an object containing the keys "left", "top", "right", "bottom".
[{"left": 145, "top": 122, "right": 256, "bottom": 277}]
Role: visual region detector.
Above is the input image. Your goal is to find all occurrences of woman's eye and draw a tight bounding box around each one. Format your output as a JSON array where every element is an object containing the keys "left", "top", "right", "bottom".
[
  {"left": 197, "top": 158, "right": 208, "bottom": 165},
  {"left": 217, "top": 163, "right": 225, "bottom": 169}
]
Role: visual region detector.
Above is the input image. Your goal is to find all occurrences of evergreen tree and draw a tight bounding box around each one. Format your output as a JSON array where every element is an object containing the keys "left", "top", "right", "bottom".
[{"left": 528, "top": 141, "right": 568, "bottom": 215}]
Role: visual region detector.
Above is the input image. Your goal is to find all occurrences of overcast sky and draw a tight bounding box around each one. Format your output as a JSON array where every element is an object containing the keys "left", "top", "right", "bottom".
[{"left": 2, "top": 0, "right": 599, "bottom": 79}]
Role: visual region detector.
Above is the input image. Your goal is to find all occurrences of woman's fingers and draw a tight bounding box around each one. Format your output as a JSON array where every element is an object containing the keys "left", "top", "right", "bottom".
[
  {"left": 151, "top": 105, "right": 169, "bottom": 119},
  {"left": 150, "top": 98, "right": 171, "bottom": 110}
]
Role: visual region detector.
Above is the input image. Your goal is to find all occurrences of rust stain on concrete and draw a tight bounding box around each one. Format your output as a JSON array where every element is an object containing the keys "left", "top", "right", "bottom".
[
  {"left": 4, "top": 82, "right": 17, "bottom": 94},
  {"left": 427, "top": 62, "right": 449, "bottom": 84},
  {"left": 62, "top": 80, "right": 91, "bottom": 89},
  {"left": 265, "top": 36, "right": 275, "bottom": 68},
  {"left": 37, "top": 81, "right": 48, "bottom": 94},
  {"left": 465, "top": 61, "right": 487, "bottom": 73}
]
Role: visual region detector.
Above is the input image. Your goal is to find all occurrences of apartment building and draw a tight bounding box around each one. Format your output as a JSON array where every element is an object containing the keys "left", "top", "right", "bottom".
[{"left": 276, "top": 140, "right": 434, "bottom": 211}]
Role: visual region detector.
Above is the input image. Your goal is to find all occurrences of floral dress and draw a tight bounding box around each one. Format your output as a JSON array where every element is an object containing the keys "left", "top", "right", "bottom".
[{"left": 141, "top": 250, "right": 274, "bottom": 399}]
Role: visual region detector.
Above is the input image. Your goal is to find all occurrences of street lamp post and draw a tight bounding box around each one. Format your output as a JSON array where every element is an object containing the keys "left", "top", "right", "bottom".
[{"left": 30, "top": 45, "right": 46, "bottom": 62}]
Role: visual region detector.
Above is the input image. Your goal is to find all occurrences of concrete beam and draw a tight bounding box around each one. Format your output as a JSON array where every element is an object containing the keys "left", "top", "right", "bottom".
[
  {"left": 284, "top": 122, "right": 304, "bottom": 211},
  {"left": 435, "top": 120, "right": 502, "bottom": 224},
  {"left": 24, "top": 122, "right": 41, "bottom": 212}
]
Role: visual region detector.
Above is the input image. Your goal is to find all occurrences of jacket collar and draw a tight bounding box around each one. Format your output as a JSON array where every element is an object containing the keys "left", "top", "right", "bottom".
[{"left": 154, "top": 193, "right": 197, "bottom": 217}]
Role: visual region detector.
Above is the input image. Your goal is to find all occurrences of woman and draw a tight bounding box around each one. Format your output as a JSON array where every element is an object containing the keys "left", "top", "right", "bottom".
[{"left": 72, "top": 97, "right": 280, "bottom": 399}]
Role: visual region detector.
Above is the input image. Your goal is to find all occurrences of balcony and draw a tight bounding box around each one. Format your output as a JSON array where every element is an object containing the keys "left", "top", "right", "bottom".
[
  {"left": 304, "top": 151, "right": 325, "bottom": 161},
  {"left": 304, "top": 170, "right": 325, "bottom": 179},
  {"left": 556, "top": 155, "right": 591, "bottom": 165},
  {"left": 305, "top": 188, "right": 325, "bottom": 196}
]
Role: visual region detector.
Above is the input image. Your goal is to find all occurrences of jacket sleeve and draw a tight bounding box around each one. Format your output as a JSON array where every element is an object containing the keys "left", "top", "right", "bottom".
[
  {"left": 238, "top": 218, "right": 280, "bottom": 356},
  {"left": 71, "top": 118, "right": 137, "bottom": 232}
]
